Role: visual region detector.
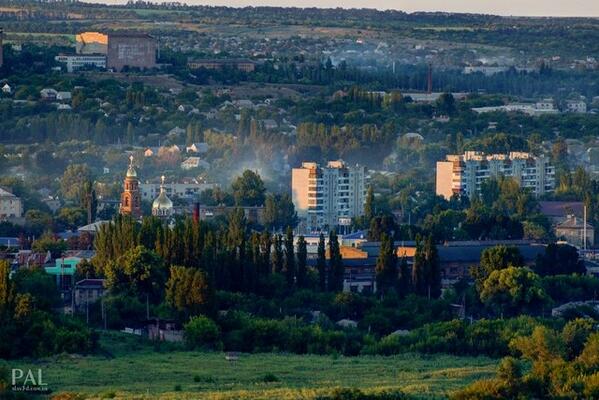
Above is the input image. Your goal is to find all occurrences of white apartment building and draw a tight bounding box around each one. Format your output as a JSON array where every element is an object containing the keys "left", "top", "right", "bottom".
[
  {"left": 140, "top": 181, "right": 216, "bottom": 201},
  {"left": 436, "top": 151, "right": 555, "bottom": 200},
  {"left": 0, "top": 187, "right": 23, "bottom": 220},
  {"left": 566, "top": 100, "right": 587, "bottom": 113},
  {"left": 55, "top": 54, "right": 107, "bottom": 73},
  {"left": 292, "top": 160, "right": 367, "bottom": 231}
]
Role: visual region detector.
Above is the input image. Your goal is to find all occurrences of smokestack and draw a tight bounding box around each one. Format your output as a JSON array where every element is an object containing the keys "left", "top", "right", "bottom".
[
  {"left": 427, "top": 63, "right": 432, "bottom": 94},
  {"left": 192, "top": 202, "right": 200, "bottom": 223}
]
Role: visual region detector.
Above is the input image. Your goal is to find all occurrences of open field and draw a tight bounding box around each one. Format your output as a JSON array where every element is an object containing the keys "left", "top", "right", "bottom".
[{"left": 2, "top": 332, "right": 497, "bottom": 400}]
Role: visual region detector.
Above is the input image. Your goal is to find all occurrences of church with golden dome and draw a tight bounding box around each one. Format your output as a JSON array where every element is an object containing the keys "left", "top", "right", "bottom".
[
  {"left": 120, "top": 155, "right": 142, "bottom": 218},
  {"left": 152, "top": 175, "right": 174, "bottom": 220},
  {"left": 119, "top": 156, "right": 174, "bottom": 220}
]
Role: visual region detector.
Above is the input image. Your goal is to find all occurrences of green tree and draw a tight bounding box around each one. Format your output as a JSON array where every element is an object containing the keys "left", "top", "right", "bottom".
[
  {"left": 296, "top": 235, "right": 308, "bottom": 288},
  {"left": 364, "top": 186, "right": 375, "bottom": 222},
  {"left": 183, "top": 315, "right": 221, "bottom": 350},
  {"left": 328, "top": 231, "right": 344, "bottom": 292},
  {"left": 104, "top": 246, "right": 166, "bottom": 302},
  {"left": 166, "top": 266, "right": 213, "bottom": 318},
  {"left": 375, "top": 233, "right": 398, "bottom": 296},
  {"left": 231, "top": 170, "right": 266, "bottom": 206},
  {"left": 535, "top": 243, "right": 585, "bottom": 276},
  {"left": 271, "top": 234, "right": 284, "bottom": 274},
  {"left": 398, "top": 256, "right": 411, "bottom": 297},
  {"left": 81, "top": 180, "right": 97, "bottom": 224},
  {"left": 32, "top": 231, "right": 67, "bottom": 258},
  {"left": 480, "top": 267, "right": 548, "bottom": 316},
  {"left": 471, "top": 245, "right": 524, "bottom": 292},
  {"left": 317, "top": 233, "right": 327, "bottom": 291},
  {"left": 283, "top": 227, "right": 295, "bottom": 287},
  {"left": 60, "top": 164, "right": 92, "bottom": 202},
  {"left": 411, "top": 235, "right": 441, "bottom": 298}
]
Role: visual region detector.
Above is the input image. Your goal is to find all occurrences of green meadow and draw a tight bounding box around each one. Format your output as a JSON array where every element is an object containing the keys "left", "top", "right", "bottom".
[{"left": 3, "top": 332, "right": 497, "bottom": 399}]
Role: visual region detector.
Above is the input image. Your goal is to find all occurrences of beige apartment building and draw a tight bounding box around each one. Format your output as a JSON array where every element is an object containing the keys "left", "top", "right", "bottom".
[
  {"left": 0, "top": 187, "right": 23, "bottom": 220},
  {"left": 436, "top": 151, "right": 555, "bottom": 200},
  {"left": 292, "top": 160, "right": 367, "bottom": 231}
]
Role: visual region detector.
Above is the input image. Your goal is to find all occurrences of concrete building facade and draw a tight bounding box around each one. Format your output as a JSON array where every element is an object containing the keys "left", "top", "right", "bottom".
[
  {"left": 55, "top": 54, "right": 106, "bottom": 72},
  {"left": 292, "top": 160, "right": 367, "bottom": 231},
  {"left": 0, "top": 187, "right": 23, "bottom": 220},
  {"left": 107, "top": 32, "right": 157, "bottom": 72},
  {"left": 556, "top": 216, "right": 594, "bottom": 248},
  {"left": 436, "top": 151, "right": 555, "bottom": 200}
]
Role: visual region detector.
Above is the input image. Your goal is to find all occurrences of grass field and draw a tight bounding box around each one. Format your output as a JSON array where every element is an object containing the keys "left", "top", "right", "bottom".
[{"left": 3, "top": 332, "right": 497, "bottom": 400}]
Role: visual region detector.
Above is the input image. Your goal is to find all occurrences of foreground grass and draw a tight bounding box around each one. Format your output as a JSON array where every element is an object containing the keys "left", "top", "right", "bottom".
[{"left": 4, "top": 332, "right": 497, "bottom": 399}]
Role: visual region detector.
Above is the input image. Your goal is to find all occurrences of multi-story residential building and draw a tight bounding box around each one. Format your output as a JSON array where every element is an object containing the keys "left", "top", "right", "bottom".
[
  {"left": 55, "top": 54, "right": 106, "bottom": 72},
  {"left": 292, "top": 160, "right": 367, "bottom": 231},
  {"left": 436, "top": 151, "right": 555, "bottom": 200},
  {"left": 566, "top": 100, "right": 587, "bottom": 113},
  {"left": 0, "top": 187, "right": 23, "bottom": 220}
]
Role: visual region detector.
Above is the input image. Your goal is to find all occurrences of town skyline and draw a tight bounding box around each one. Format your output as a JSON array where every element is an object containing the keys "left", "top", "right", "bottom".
[{"left": 81, "top": 0, "right": 599, "bottom": 17}]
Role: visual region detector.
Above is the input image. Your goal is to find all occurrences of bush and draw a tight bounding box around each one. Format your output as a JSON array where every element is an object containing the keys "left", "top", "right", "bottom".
[
  {"left": 184, "top": 316, "right": 221, "bottom": 350},
  {"left": 261, "top": 373, "right": 279, "bottom": 383},
  {"left": 363, "top": 316, "right": 548, "bottom": 358},
  {"left": 316, "top": 388, "right": 408, "bottom": 400}
]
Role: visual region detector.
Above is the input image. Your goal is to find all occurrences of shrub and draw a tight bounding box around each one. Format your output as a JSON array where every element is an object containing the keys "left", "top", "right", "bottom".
[
  {"left": 261, "top": 373, "right": 279, "bottom": 383},
  {"left": 184, "top": 316, "right": 221, "bottom": 350}
]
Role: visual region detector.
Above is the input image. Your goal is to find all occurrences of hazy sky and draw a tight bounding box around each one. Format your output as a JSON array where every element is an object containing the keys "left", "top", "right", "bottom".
[{"left": 85, "top": 0, "right": 599, "bottom": 17}]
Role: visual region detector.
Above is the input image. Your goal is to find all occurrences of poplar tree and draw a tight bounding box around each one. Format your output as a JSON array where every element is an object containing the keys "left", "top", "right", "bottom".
[
  {"left": 375, "top": 233, "right": 397, "bottom": 296},
  {"left": 272, "top": 234, "right": 284, "bottom": 274},
  {"left": 283, "top": 227, "right": 295, "bottom": 286},
  {"left": 296, "top": 235, "right": 308, "bottom": 288},
  {"left": 317, "top": 233, "right": 327, "bottom": 291},
  {"left": 328, "top": 230, "right": 344, "bottom": 292}
]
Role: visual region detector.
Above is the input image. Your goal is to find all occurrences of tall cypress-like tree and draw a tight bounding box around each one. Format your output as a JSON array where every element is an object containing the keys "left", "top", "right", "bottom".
[
  {"left": 424, "top": 234, "right": 441, "bottom": 299},
  {"left": 412, "top": 235, "right": 427, "bottom": 296},
  {"left": 328, "top": 230, "right": 344, "bottom": 292},
  {"left": 398, "top": 256, "right": 411, "bottom": 297},
  {"left": 317, "top": 233, "right": 327, "bottom": 291},
  {"left": 283, "top": 226, "right": 295, "bottom": 287},
  {"left": 296, "top": 235, "right": 308, "bottom": 288},
  {"left": 81, "top": 180, "right": 97, "bottom": 225},
  {"left": 412, "top": 234, "right": 441, "bottom": 299},
  {"left": 259, "top": 231, "right": 272, "bottom": 277},
  {"left": 272, "top": 234, "right": 284, "bottom": 274},
  {"left": 375, "top": 233, "right": 397, "bottom": 296},
  {"left": 364, "top": 186, "right": 374, "bottom": 222}
]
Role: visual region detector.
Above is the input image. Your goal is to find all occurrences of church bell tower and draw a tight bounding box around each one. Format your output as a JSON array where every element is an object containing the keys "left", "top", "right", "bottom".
[{"left": 120, "top": 155, "right": 142, "bottom": 218}]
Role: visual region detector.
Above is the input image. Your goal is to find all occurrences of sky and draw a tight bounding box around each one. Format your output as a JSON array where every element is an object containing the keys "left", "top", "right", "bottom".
[{"left": 84, "top": 0, "right": 599, "bottom": 17}]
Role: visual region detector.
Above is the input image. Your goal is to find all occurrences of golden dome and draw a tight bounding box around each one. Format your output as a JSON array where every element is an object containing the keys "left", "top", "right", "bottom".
[
  {"left": 152, "top": 176, "right": 173, "bottom": 213},
  {"left": 126, "top": 155, "right": 137, "bottom": 178}
]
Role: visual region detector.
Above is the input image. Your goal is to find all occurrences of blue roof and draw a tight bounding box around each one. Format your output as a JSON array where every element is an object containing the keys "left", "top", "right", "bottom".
[{"left": 0, "top": 237, "right": 19, "bottom": 247}]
